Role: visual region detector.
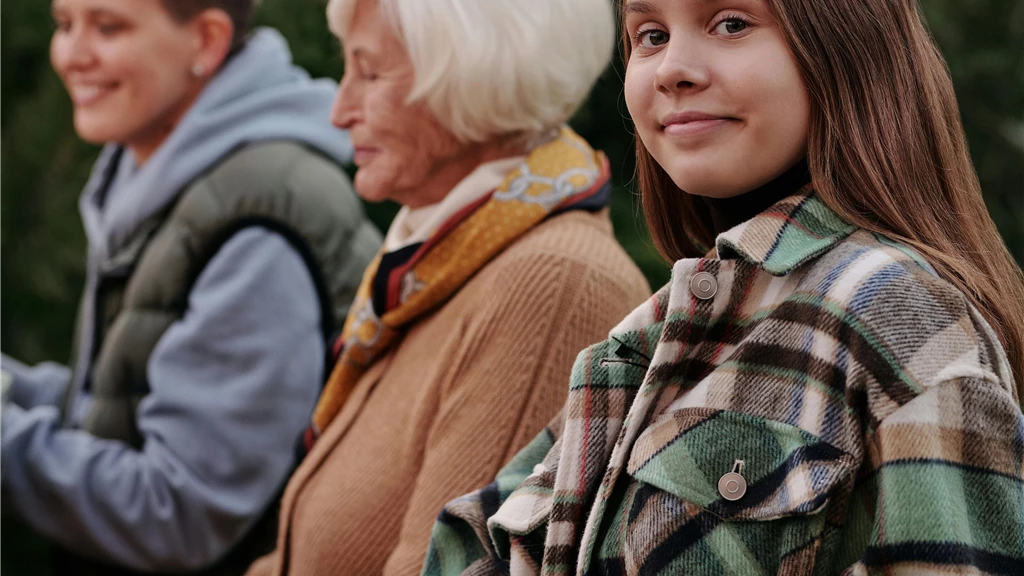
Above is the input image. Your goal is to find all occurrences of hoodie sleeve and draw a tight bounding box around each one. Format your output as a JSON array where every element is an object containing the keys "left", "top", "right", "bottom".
[
  {"left": 1, "top": 354, "right": 71, "bottom": 410},
  {"left": 1, "top": 227, "right": 325, "bottom": 572}
]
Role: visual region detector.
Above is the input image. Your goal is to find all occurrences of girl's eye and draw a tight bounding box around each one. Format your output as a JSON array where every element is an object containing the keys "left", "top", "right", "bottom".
[
  {"left": 636, "top": 28, "right": 669, "bottom": 49},
  {"left": 53, "top": 19, "right": 72, "bottom": 33},
  {"left": 96, "top": 20, "right": 127, "bottom": 36},
  {"left": 713, "top": 17, "right": 750, "bottom": 36}
]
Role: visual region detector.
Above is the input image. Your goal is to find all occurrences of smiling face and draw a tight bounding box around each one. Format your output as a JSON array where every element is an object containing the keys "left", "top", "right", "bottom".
[
  {"left": 50, "top": 0, "right": 206, "bottom": 162},
  {"left": 623, "top": 0, "right": 810, "bottom": 198},
  {"left": 329, "top": 0, "right": 488, "bottom": 208}
]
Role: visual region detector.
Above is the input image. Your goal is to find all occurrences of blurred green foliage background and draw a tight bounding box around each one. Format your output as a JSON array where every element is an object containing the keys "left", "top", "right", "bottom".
[{"left": 1, "top": 0, "right": 1021, "bottom": 573}]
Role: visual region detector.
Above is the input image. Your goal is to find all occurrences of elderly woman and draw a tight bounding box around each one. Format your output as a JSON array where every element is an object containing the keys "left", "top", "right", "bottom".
[{"left": 244, "top": 0, "right": 650, "bottom": 574}]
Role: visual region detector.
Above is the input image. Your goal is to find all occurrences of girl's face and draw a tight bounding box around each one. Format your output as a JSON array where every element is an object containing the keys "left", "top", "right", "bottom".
[
  {"left": 624, "top": 0, "right": 809, "bottom": 198},
  {"left": 50, "top": 0, "right": 206, "bottom": 162}
]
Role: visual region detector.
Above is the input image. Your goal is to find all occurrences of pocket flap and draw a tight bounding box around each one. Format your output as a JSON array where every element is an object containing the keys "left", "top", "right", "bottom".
[{"left": 627, "top": 408, "right": 854, "bottom": 521}]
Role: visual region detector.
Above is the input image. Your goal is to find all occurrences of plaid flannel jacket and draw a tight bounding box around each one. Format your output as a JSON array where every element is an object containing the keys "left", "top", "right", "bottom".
[{"left": 422, "top": 191, "right": 1024, "bottom": 575}]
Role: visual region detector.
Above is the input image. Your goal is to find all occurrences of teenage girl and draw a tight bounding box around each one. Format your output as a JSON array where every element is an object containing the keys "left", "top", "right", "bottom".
[{"left": 422, "top": 0, "right": 1024, "bottom": 573}]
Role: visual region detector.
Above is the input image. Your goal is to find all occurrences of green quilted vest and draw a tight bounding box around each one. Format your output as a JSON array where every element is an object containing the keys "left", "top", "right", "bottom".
[{"left": 55, "top": 141, "right": 381, "bottom": 576}]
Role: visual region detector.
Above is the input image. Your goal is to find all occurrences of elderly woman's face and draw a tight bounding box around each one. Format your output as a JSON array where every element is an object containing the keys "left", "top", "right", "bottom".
[{"left": 332, "top": 0, "right": 471, "bottom": 207}]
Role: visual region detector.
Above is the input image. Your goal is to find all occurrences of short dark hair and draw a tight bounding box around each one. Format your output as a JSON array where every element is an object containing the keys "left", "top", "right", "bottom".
[{"left": 160, "top": 0, "right": 260, "bottom": 49}]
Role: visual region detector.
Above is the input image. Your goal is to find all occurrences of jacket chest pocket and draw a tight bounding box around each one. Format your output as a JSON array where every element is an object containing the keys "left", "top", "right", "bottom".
[{"left": 619, "top": 408, "right": 854, "bottom": 575}]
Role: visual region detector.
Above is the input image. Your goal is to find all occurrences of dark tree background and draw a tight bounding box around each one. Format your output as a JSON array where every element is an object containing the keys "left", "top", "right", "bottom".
[{"left": 1, "top": 0, "right": 1021, "bottom": 573}]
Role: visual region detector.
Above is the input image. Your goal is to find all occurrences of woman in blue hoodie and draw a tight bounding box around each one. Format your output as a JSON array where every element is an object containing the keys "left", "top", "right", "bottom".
[{"left": 0, "top": 1, "right": 381, "bottom": 574}]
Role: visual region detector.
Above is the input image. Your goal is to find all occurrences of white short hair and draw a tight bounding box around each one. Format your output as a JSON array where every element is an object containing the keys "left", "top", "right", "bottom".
[{"left": 327, "top": 0, "right": 616, "bottom": 143}]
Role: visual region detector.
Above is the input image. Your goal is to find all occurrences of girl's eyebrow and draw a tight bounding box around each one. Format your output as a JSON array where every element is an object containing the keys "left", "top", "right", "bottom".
[
  {"left": 623, "top": 1, "right": 658, "bottom": 16},
  {"left": 50, "top": 6, "right": 124, "bottom": 22},
  {"left": 624, "top": 0, "right": 723, "bottom": 16}
]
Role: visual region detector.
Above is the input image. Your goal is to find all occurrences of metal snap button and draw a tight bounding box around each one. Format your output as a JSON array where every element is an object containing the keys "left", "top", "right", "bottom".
[
  {"left": 718, "top": 460, "right": 746, "bottom": 501},
  {"left": 690, "top": 272, "right": 718, "bottom": 300}
]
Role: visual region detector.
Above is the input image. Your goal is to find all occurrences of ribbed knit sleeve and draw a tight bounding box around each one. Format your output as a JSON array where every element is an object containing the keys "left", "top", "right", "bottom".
[{"left": 380, "top": 251, "right": 649, "bottom": 575}]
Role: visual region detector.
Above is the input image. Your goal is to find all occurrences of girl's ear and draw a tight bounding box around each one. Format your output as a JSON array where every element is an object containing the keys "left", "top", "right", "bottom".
[{"left": 188, "top": 9, "right": 235, "bottom": 78}]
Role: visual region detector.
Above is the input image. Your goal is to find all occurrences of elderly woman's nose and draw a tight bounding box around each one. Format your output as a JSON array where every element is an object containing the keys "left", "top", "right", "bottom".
[{"left": 330, "top": 77, "right": 360, "bottom": 129}]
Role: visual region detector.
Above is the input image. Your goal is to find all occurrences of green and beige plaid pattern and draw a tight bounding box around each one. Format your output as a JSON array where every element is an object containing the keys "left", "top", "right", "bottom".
[{"left": 422, "top": 191, "right": 1024, "bottom": 575}]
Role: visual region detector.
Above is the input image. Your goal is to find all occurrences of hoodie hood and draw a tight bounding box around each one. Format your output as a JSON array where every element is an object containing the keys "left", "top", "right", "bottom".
[{"left": 79, "top": 27, "right": 352, "bottom": 260}]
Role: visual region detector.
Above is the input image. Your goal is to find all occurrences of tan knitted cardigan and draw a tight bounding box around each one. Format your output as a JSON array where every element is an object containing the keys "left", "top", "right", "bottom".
[{"left": 246, "top": 209, "right": 651, "bottom": 576}]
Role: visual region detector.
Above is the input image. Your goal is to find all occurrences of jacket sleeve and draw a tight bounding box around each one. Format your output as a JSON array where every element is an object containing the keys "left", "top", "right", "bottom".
[
  {"left": 0, "top": 228, "right": 326, "bottom": 572},
  {"left": 1, "top": 354, "right": 71, "bottom": 410},
  {"left": 846, "top": 376, "right": 1024, "bottom": 574},
  {"left": 380, "top": 253, "right": 650, "bottom": 576},
  {"left": 421, "top": 418, "right": 563, "bottom": 576}
]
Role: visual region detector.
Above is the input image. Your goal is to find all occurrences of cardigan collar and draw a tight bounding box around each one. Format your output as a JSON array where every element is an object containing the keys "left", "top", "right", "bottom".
[{"left": 714, "top": 188, "right": 858, "bottom": 276}]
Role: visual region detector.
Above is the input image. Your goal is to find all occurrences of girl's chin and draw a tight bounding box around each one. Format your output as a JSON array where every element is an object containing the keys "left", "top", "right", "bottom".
[
  {"left": 666, "top": 161, "right": 753, "bottom": 198},
  {"left": 74, "top": 108, "right": 152, "bottom": 146},
  {"left": 73, "top": 119, "right": 122, "bottom": 145}
]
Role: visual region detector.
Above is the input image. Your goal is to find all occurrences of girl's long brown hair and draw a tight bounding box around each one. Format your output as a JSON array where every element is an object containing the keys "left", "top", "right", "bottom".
[{"left": 624, "top": 0, "right": 1024, "bottom": 396}]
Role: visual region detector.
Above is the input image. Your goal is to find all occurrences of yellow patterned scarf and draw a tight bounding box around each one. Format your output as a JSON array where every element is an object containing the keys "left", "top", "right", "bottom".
[{"left": 305, "top": 127, "right": 610, "bottom": 447}]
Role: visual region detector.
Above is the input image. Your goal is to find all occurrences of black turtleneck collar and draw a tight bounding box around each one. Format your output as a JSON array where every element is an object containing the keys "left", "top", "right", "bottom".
[{"left": 699, "top": 159, "right": 811, "bottom": 237}]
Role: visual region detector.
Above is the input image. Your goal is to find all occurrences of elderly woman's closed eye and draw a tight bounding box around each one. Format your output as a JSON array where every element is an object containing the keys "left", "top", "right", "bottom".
[{"left": 244, "top": 0, "right": 651, "bottom": 574}]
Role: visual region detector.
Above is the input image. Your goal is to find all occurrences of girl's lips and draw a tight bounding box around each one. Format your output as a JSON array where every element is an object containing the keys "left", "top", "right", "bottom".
[
  {"left": 69, "top": 83, "right": 117, "bottom": 107},
  {"left": 660, "top": 111, "right": 738, "bottom": 138},
  {"left": 662, "top": 118, "right": 734, "bottom": 137}
]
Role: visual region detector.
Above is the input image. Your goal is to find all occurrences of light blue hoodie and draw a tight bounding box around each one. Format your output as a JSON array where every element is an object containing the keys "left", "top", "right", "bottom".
[{"left": 1, "top": 28, "right": 367, "bottom": 571}]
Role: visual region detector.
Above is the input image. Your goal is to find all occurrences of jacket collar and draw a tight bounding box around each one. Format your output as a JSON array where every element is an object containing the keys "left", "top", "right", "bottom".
[{"left": 714, "top": 188, "right": 858, "bottom": 276}]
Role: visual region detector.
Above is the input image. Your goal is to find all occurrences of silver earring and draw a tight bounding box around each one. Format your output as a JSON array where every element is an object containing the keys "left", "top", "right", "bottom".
[{"left": 190, "top": 63, "right": 206, "bottom": 78}]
